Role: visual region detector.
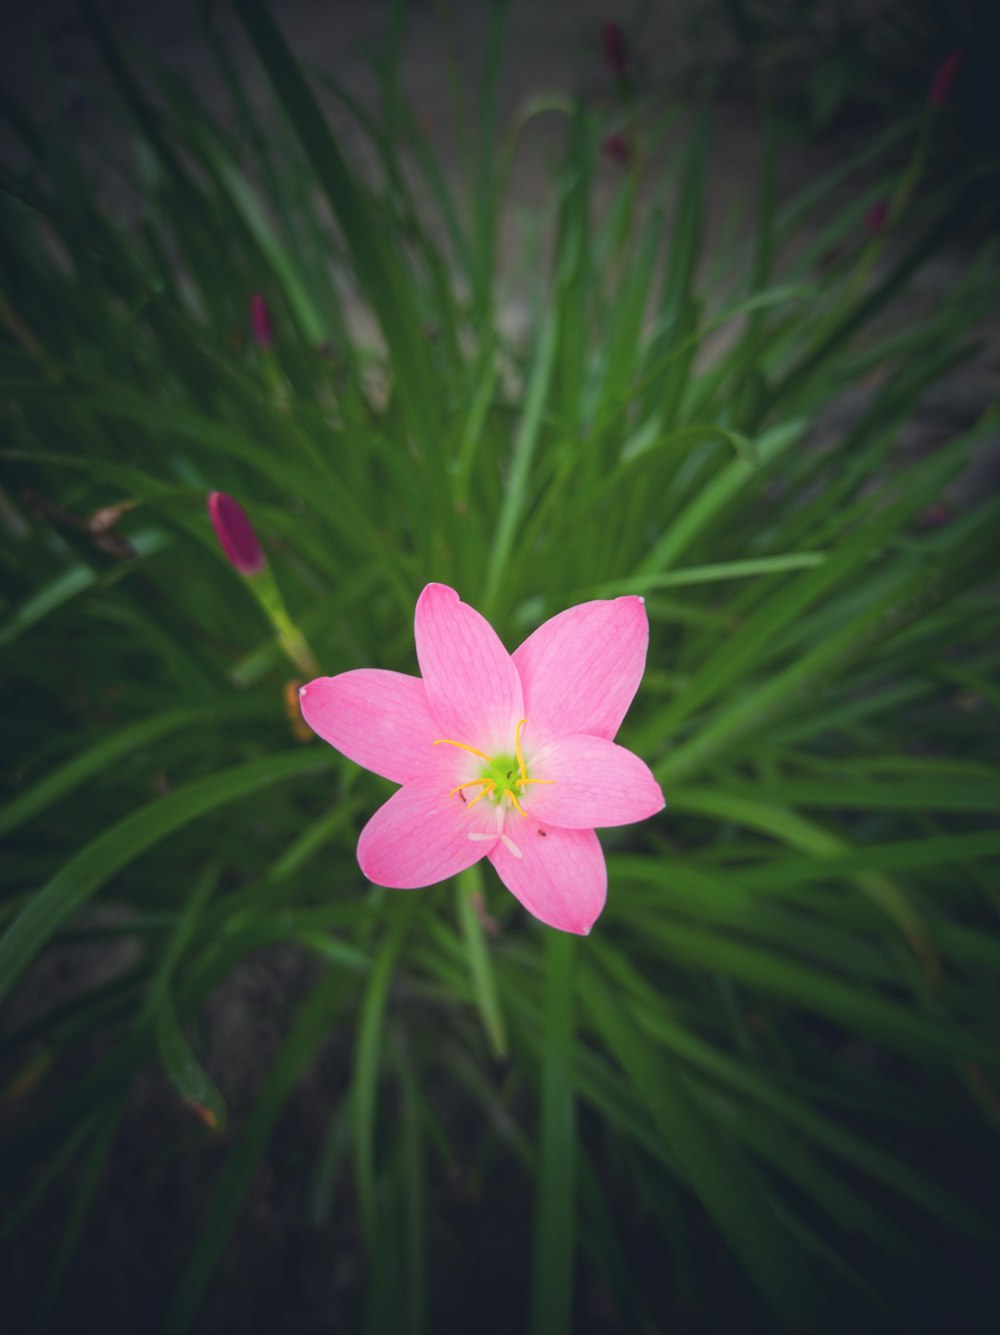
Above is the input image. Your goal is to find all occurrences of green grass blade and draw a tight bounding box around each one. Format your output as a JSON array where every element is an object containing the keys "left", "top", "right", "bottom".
[
  {"left": 0, "top": 749, "right": 335, "bottom": 1008},
  {"left": 0, "top": 701, "right": 264, "bottom": 838},
  {"left": 529, "top": 930, "right": 576, "bottom": 1335},
  {"left": 163, "top": 967, "right": 352, "bottom": 1335},
  {"left": 353, "top": 909, "right": 411, "bottom": 1249},
  {"left": 481, "top": 310, "right": 557, "bottom": 615},
  {"left": 583, "top": 967, "right": 829, "bottom": 1330},
  {"left": 455, "top": 864, "right": 507, "bottom": 1058},
  {"left": 232, "top": 0, "right": 440, "bottom": 447}
]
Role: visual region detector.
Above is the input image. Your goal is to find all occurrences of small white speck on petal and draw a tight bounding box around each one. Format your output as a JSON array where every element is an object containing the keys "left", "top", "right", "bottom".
[
  {"left": 299, "top": 685, "right": 307, "bottom": 697},
  {"left": 500, "top": 834, "right": 523, "bottom": 860},
  {"left": 467, "top": 832, "right": 494, "bottom": 842}
]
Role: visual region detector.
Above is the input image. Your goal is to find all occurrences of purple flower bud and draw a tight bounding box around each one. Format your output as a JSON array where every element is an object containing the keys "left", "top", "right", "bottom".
[
  {"left": 865, "top": 200, "right": 889, "bottom": 235},
  {"left": 602, "top": 21, "right": 628, "bottom": 77},
  {"left": 922, "top": 505, "right": 952, "bottom": 526},
  {"left": 208, "top": 492, "right": 266, "bottom": 575},
  {"left": 249, "top": 293, "right": 275, "bottom": 349},
  {"left": 929, "top": 48, "right": 962, "bottom": 108},
  {"left": 602, "top": 132, "right": 631, "bottom": 168}
]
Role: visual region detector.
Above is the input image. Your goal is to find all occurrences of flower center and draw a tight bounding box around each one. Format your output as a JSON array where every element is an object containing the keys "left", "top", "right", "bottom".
[{"left": 434, "top": 718, "right": 554, "bottom": 817}]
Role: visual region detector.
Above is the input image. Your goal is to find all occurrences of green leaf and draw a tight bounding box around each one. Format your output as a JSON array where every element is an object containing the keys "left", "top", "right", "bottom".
[
  {"left": 155, "top": 993, "right": 227, "bottom": 1131},
  {"left": 0, "top": 749, "right": 335, "bottom": 1008},
  {"left": 232, "top": 0, "right": 440, "bottom": 447},
  {"left": 530, "top": 931, "right": 576, "bottom": 1335},
  {"left": 455, "top": 864, "right": 507, "bottom": 1058},
  {"left": 353, "top": 909, "right": 412, "bottom": 1250},
  {"left": 657, "top": 495, "right": 1000, "bottom": 782},
  {"left": 583, "top": 967, "right": 829, "bottom": 1330},
  {"left": 164, "top": 967, "right": 351, "bottom": 1335},
  {"left": 0, "top": 700, "right": 266, "bottom": 838},
  {"left": 635, "top": 418, "right": 804, "bottom": 575}
]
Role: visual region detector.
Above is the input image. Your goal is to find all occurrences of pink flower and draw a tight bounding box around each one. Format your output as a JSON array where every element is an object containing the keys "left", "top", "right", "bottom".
[
  {"left": 299, "top": 584, "right": 664, "bottom": 935},
  {"left": 929, "top": 48, "right": 962, "bottom": 108},
  {"left": 207, "top": 492, "right": 266, "bottom": 575},
  {"left": 602, "top": 21, "right": 628, "bottom": 78},
  {"left": 603, "top": 132, "right": 631, "bottom": 168},
  {"left": 249, "top": 292, "right": 275, "bottom": 348}
]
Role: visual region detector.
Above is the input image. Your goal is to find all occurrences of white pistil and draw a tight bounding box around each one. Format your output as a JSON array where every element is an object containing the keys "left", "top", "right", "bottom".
[{"left": 500, "top": 834, "right": 522, "bottom": 860}]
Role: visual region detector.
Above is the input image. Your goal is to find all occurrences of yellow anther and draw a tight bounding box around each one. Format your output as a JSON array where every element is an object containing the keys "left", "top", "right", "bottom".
[
  {"left": 517, "top": 778, "right": 555, "bottom": 789},
  {"left": 514, "top": 718, "right": 528, "bottom": 784},
  {"left": 434, "top": 738, "right": 494, "bottom": 763},
  {"left": 502, "top": 787, "right": 528, "bottom": 817},
  {"left": 466, "top": 781, "right": 496, "bottom": 810}
]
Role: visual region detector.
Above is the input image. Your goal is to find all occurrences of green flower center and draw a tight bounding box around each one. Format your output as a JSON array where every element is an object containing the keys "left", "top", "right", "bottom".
[{"left": 432, "top": 720, "right": 555, "bottom": 818}]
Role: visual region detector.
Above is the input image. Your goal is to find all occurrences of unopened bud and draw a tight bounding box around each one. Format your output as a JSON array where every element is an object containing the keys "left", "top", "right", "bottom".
[
  {"left": 207, "top": 492, "right": 266, "bottom": 575},
  {"left": 929, "top": 48, "right": 962, "bottom": 109},
  {"left": 601, "top": 21, "right": 628, "bottom": 78},
  {"left": 865, "top": 200, "right": 889, "bottom": 235},
  {"left": 602, "top": 132, "right": 631, "bottom": 168},
  {"left": 249, "top": 293, "right": 275, "bottom": 349}
]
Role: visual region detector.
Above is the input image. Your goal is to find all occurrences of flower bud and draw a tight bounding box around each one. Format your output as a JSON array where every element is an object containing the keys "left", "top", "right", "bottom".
[
  {"left": 249, "top": 293, "right": 275, "bottom": 349},
  {"left": 929, "top": 48, "right": 962, "bottom": 108},
  {"left": 602, "top": 132, "right": 631, "bottom": 168},
  {"left": 601, "top": 21, "right": 628, "bottom": 77},
  {"left": 207, "top": 492, "right": 266, "bottom": 575},
  {"left": 865, "top": 200, "right": 889, "bottom": 235}
]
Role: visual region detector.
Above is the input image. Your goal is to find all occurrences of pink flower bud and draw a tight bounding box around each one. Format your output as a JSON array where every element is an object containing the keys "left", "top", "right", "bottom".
[
  {"left": 929, "top": 48, "right": 962, "bottom": 108},
  {"left": 208, "top": 492, "right": 266, "bottom": 575},
  {"left": 602, "top": 132, "right": 631, "bottom": 168},
  {"left": 922, "top": 505, "right": 952, "bottom": 526},
  {"left": 601, "top": 21, "right": 628, "bottom": 77},
  {"left": 865, "top": 200, "right": 889, "bottom": 235},
  {"left": 249, "top": 293, "right": 275, "bottom": 349}
]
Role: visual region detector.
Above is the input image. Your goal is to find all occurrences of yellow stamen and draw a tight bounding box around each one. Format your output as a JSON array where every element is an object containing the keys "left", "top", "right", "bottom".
[
  {"left": 514, "top": 718, "right": 528, "bottom": 785},
  {"left": 449, "top": 778, "right": 493, "bottom": 799},
  {"left": 467, "top": 781, "right": 496, "bottom": 809},
  {"left": 434, "top": 738, "right": 494, "bottom": 762},
  {"left": 502, "top": 787, "right": 528, "bottom": 817},
  {"left": 517, "top": 778, "right": 555, "bottom": 790}
]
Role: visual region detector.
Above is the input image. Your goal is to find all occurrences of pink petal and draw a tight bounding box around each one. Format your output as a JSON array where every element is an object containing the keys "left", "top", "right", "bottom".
[
  {"left": 299, "top": 670, "right": 440, "bottom": 784},
  {"left": 488, "top": 823, "right": 607, "bottom": 935},
  {"left": 520, "top": 734, "right": 665, "bottom": 829},
  {"left": 513, "top": 596, "right": 648, "bottom": 742},
  {"left": 358, "top": 760, "right": 503, "bottom": 889},
  {"left": 414, "top": 584, "right": 523, "bottom": 750}
]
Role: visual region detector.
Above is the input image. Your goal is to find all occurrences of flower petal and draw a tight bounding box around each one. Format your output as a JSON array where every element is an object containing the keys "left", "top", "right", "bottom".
[
  {"left": 299, "top": 670, "right": 439, "bottom": 784},
  {"left": 488, "top": 823, "right": 607, "bottom": 935},
  {"left": 414, "top": 584, "right": 523, "bottom": 749},
  {"left": 522, "top": 734, "right": 665, "bottom": 829},
  {"left": 513, "top": 596, "right": 649, "bottom": 742},
  {"left": 357, "top": 758, "right": 503, "bottom": 889}
]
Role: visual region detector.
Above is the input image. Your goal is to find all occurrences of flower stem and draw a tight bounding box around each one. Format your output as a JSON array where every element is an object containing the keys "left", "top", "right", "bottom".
[
  {"left": 455, "top": 863, "right": 507, "bottom": 1058},
  {"left": 248, "top": 567, "right": 319, "bottom": 677},
  {"left": 530, "top": 929, "right": 576, "bottom": 1335}
]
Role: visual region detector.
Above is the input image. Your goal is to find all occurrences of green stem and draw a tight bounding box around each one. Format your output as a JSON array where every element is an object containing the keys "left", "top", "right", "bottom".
[
  {"left": 530, "top": 930, "right": 576, "bottom": 1335},
  {"left": 248, "top": 567, "right": 319, "bottom": 676},
  {"left": 455, "top": 863, "right": 507, "bottom": 1058}
]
